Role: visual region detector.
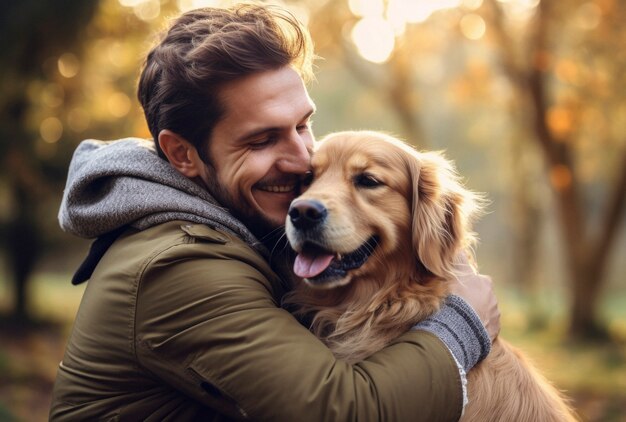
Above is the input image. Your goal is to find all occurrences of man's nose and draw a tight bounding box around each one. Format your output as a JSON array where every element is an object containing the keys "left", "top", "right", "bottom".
[{"left": 278, "top": 131, "right": 312, "bottom": 173}]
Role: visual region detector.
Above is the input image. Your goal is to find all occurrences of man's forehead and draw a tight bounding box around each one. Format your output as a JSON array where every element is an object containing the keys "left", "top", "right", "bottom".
[
  {"left": 219, "top": 67, "right": 309, "bottom": 103},
  {"left": 216, "top": 70, "right": 315, "bottom": 131}
]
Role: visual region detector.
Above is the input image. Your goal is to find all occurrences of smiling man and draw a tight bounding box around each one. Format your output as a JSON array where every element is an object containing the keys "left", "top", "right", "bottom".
[
  {"left": 50, "top": 4, "right": 499, "bottom": 421},
  {"left": 161, "top": 66, "right": 317, "bottom": 237}
]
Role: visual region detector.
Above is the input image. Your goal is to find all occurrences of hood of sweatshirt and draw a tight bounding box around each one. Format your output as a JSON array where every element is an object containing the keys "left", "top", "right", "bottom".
[{"left": 58, "top": 138, "right": 267, "bottom": 257}]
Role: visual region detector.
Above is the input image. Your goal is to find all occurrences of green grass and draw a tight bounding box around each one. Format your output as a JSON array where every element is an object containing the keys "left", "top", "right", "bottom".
[
  {"left": 494, "top": 287, "right": 626, "bottom": 421},
  {"left": 0, "top": 272, "right": 86, "bottom": 324}
]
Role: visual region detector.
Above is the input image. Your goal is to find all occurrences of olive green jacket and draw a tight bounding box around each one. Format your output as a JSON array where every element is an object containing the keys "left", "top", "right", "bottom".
[{"left": 49, "top": 220, "right": 462, "bottom": 421}]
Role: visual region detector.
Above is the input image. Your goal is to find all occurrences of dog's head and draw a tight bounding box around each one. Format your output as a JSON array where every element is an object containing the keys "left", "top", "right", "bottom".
[{"left": 285, "top": 131, "right": 481, "bottom": 289}]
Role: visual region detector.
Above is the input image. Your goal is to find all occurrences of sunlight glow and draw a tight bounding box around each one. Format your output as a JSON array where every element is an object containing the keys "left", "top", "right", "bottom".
[
  {"left": 388, "top": 0, "right": 431, "bottom": 24},
  {"left": 351, "top": 17, "right": 395, "bottom": 63},
  {"left": 385, "top": 1, "right": 408, "bottom": 35},
  {"left": 118, "top": 0, "right": 145, "bottom": 6},
  {"left": 462, "top": 0, "right": 484, "bottom": 9},
  {"left": 460, "top": 13, "right": 486, "bottom": 40},
  {"left": 351, "top": 0, "right": 474, "bottom": 63},
  {"left": 497, "top": 0, "right": 539, "bottom": 3},
  {"left": 118, "top": 0, "right": 161, "bottom": 21},
  {"left": 349, "top": 0, "right": 384, "bottom": 18},
  {"left": 133, "top": 0, "right": 160, "bottom": 21},
  {"left": 387, "top": 0, "right": 462, "bottom": 24},
  {"left": 498, "top": 0, "right": 540, "bottom": 23},
  {"left": 176, "top": 0, "right": 230, "bottom": 12}
]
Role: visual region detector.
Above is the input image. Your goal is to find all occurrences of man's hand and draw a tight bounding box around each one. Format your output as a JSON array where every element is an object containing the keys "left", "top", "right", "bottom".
[{"left": 449, "top": 254, "right": 500, "bottom": 342}]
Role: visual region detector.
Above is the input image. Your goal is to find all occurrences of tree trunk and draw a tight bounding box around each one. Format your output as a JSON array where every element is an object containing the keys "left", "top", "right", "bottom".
[
  {"left": 569, "top": 263, "right": 605, "bottom": 339},
  {"left": 568, "top": 151, "right": 626, "bottom": 339},
  {"left": 6, "top": 185, "right": 42, "bottom": 321}
]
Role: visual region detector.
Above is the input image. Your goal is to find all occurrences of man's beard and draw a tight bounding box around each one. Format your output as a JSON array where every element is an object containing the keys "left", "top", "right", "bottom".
[
  {"left": 201, "top": 162, "right": 282, "bottom": 245},
  {"left": 213, "top": 185, "right": 290, "bottom": 255},
  {"left": 200, "top": 160, "right": 296, "bottom": 287}
]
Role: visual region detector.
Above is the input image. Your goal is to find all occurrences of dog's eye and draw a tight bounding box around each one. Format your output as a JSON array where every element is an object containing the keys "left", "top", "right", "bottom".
[{"left": 354, "top": 173, "right": 382, "bottom": 188}]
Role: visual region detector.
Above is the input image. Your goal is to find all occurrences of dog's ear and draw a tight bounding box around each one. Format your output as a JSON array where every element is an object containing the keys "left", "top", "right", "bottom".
[{"left": 407, "top": 151, "right": 480, "bottom": 277}]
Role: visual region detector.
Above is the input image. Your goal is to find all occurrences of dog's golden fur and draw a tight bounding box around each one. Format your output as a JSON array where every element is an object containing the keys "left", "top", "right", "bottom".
[{"left": 284, "top": 131, "right": 576, "bottom": 422}]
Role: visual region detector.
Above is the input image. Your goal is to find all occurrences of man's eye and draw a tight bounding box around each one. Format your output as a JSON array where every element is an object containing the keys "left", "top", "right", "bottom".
[
  {"left": 354, "top": 173, "right": 382, "bottom": 188},
  {"left": 249, "top": 136, "right": 276, "bottom": 149},
  {"left": 297, "top": 121, "right": 312, "bottom": 132}
]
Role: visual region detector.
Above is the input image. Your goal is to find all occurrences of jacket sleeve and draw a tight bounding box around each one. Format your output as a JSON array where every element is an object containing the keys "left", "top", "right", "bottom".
[{"left": 134, "top": 235, "right": 463, "bottom": 422}]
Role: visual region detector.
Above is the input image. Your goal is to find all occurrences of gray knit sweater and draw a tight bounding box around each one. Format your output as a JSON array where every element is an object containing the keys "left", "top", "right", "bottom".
[{"left": 59, "top": 137, "right": 489, "bottom": 373}]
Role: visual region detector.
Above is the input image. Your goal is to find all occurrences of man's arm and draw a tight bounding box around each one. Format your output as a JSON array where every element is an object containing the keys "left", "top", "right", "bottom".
[{"left": 135, "top": 234, "right": 464, "bottom": 421}]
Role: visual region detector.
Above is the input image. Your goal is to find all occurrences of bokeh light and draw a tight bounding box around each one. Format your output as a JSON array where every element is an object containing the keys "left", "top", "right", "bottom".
[
  {"left": 460, "top": 13, "right": 486, "bottom": 40},
  {"left": 351, "top": 17, "right": 396, "bottom": 63},
  {"left": 133, "top": 0, "right": 160, "bottom": 21},
  {"left": 351, "top": 0, "right": 470, "bottom": 62},
  {"left": 498, "top": 0, "right": 540, "bottom": 23},
  {"left": 462, "top": 0, "right": 484, "bottom": 10},
  {"left": 349, "top": 0, "right": 384, "bottom": 18},
  {"left": 176, "top": 0, "right": 232, "bottom": 12},
  {"left": 57, "top": 53, "right": 80, "bottom": 78},
  {"left": 117, "top": 0, "right": 145, "bottom": 6},
  {"left": 547, "top": 105, "right": 574, "bottom": 139},
  {"left": 575, "top": 2, "right": 602, "bottom": 30},
  {"left": 107, "top": 92, "right": 132, "bottom": 118},
  {"left": 387, "top": 0, "right": 462, "bottom": 24},
  {"left": 106, "top": 41, "right": 137, "bottom": 70},
  {"left": 40, "top": 117, "right": 64, "bottom": 143}
]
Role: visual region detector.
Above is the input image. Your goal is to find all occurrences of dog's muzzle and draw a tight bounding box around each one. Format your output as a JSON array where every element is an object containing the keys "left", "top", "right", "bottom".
[{"left": 286, "top": 199, "right": 380, "bottom": 285}]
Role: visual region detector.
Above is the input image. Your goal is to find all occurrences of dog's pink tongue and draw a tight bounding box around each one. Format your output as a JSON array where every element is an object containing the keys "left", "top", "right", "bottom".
[{"left": 294, "top": 252, "right": 334, "bottom": 279}]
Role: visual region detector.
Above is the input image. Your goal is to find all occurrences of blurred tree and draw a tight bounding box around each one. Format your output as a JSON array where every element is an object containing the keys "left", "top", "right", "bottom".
[
  {"left": 0, "top": 0, "right": 99, "bottom": 322},
  {"left": 307, "top": 0, "right": 625, "bottom": 340},
  {"left": 485, "top": 0, "right": 626, "bottom": 339}
]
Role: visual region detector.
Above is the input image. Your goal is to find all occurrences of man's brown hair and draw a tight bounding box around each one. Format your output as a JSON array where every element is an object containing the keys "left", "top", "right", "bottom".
[{"left": 138, "top": 3, "right": 314, "bottom": 159}]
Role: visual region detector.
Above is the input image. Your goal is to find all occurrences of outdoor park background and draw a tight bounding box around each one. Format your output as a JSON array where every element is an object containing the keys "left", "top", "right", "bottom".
[{"left": 0, "top": 0, "right": 625, "bottom": 420}]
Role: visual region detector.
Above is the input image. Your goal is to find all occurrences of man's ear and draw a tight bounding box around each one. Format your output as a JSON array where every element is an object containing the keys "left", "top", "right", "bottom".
[{"left": 158, "top": 129, "right": 203, "bottom": 178}]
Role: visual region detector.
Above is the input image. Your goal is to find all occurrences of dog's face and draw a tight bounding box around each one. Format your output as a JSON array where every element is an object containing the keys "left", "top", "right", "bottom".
[{"left": 285, "top": 131, "right": 478, "bottom": 289}]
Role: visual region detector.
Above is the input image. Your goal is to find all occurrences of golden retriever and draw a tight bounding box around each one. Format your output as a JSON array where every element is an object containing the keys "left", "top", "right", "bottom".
[{"left": 284, "top": 131, "right": 576, "bottom": 422}]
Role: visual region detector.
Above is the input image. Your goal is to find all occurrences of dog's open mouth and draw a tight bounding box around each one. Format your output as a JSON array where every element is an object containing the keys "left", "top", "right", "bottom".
[{"left": 293, "top": 236, "right": 379, "bottom": 286}]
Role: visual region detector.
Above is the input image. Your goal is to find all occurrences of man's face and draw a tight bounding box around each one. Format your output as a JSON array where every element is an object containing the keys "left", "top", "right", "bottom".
[{"left": 198, "top": 66, "right": 315, "bottom": 238}]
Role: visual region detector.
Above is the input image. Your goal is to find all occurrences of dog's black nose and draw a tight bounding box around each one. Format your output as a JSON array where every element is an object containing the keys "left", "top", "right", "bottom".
[{"left": 288, "top": 199, "right": 327, "bottom": 230}]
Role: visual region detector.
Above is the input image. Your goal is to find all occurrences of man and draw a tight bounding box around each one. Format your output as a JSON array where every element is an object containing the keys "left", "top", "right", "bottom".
[{"left": 50, "top": 4, "right": 499, "bottom": 421}]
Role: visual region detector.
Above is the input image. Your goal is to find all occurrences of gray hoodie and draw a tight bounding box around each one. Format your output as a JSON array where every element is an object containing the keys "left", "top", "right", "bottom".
[{"left": 58, "top": 137, "right": 267, "bottom": 256}]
